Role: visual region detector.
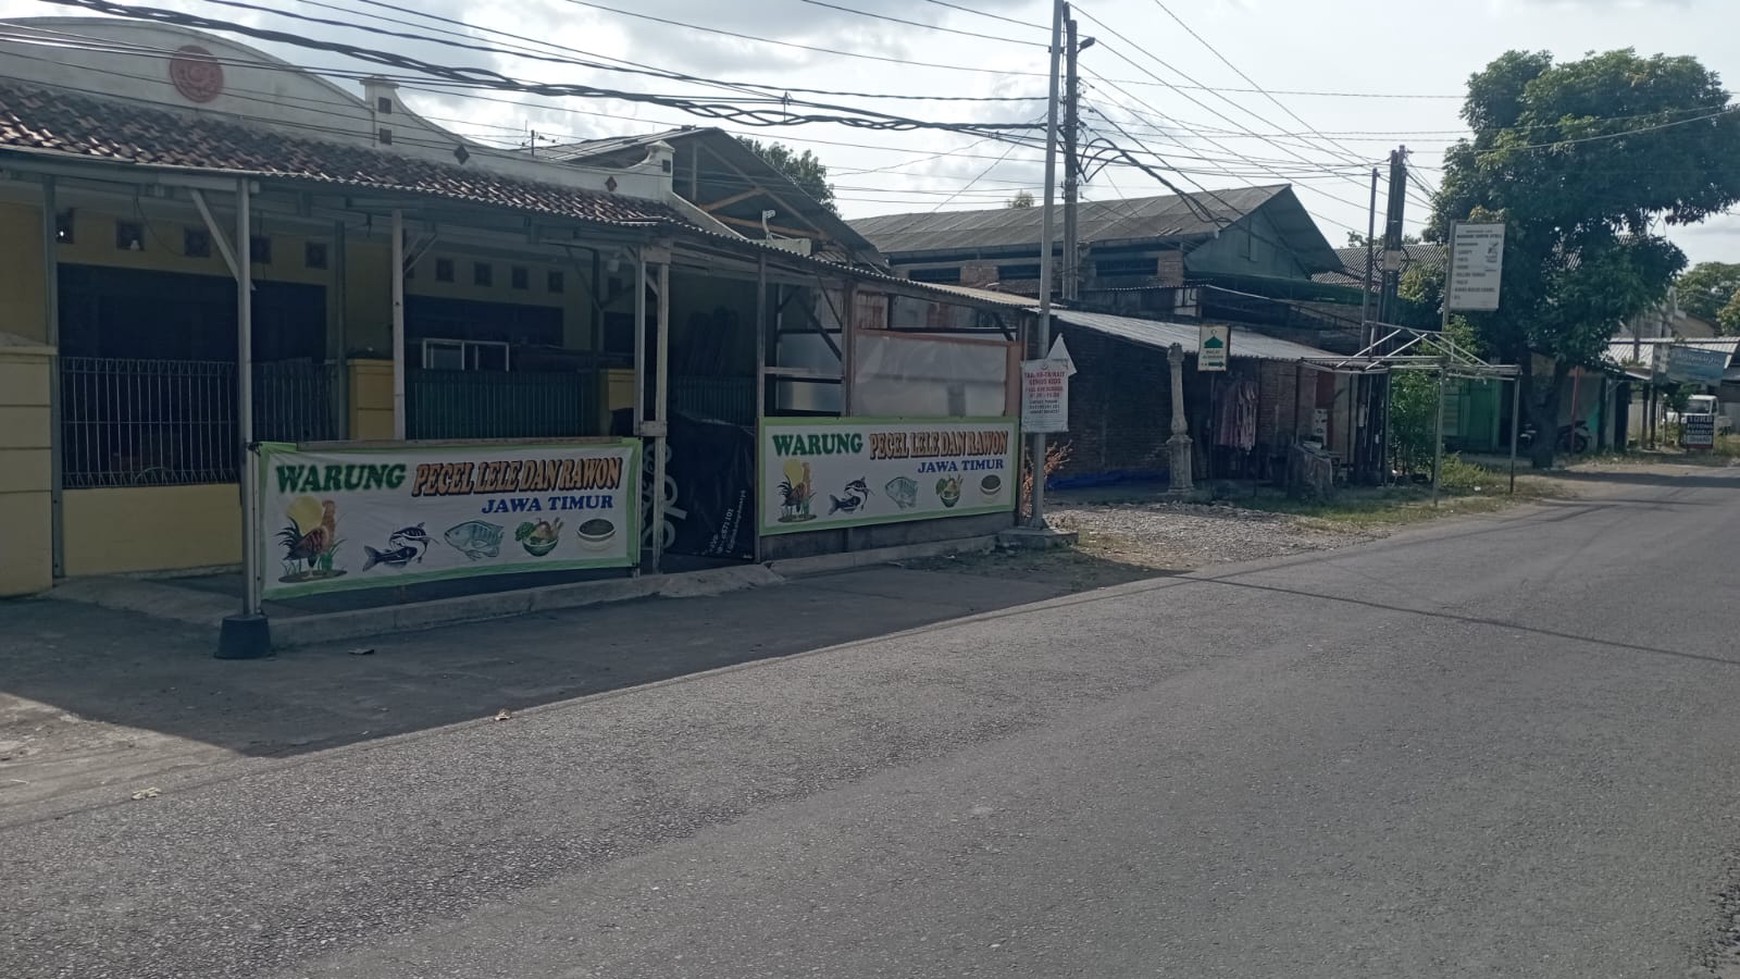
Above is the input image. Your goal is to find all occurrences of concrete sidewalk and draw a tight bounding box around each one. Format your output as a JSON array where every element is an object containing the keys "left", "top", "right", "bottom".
[{"left": 0, "top": 564, "right": 1073, "bottom": 812}]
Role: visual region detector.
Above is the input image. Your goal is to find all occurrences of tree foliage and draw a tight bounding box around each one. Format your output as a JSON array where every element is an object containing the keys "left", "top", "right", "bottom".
[
  {"left": 1007, "top": 190, "right": 1035, "bottom": 209},
  {"left": 737, "top": 138, "right": 838, "bottom": 214},
  {"left": 1677, "top": 261, "right": 1740, "bottom": 324},
  {"left": 1721, "top": 290, "right": 1740, "bottom": 335},
  {"left": 1430, "top": 48, "right": 1740, "bottom": 464}
]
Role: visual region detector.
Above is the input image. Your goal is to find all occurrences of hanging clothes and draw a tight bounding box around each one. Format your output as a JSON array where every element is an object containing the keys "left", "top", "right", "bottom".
[{"left": 1215, "top": 375, "right": 1260, "bottom": 451}]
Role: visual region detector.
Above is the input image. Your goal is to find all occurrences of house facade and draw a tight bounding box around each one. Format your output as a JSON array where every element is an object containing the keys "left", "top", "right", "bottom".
[{"left": 0, "top": 18, "right": 1032, "bottom": 602}]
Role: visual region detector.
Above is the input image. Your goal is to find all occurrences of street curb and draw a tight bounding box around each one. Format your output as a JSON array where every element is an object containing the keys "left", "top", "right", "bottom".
[{"left": 46, "top": 534, "right": 1007, "bottom": 650}]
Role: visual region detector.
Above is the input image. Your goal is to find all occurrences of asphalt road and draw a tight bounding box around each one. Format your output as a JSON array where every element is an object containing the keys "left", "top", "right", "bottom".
[{"left": 6, "top": 466, "right": 1740, "bottom": 978}]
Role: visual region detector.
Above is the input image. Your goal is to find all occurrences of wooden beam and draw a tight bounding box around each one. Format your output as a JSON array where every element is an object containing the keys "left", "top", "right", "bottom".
[
  {"left": 700, "top": 188, "right": 762, "bottom": 213},
  {"left": 702, "top": 144, "right": 829, "bottom": 239},
  {"left": 715, "top": 214, "right": 817, "bottom": 239}
]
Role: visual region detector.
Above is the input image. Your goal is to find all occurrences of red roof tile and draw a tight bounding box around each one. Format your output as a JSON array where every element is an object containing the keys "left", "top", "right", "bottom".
[{"left": 0, "top": 81, "right": 680, "bottom": 228}]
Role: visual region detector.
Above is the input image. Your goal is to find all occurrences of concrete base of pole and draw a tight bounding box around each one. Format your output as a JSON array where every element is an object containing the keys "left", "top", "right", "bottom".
[
  {"left": 215, "top": 614, "right": 272, "bottom": 660},
  {"left": 1165, "top": 434, "right": 1195, "bottom": 496}
]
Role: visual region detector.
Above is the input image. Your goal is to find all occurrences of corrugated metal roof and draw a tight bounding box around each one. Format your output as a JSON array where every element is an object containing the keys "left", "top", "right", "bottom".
[
  {"left": 1050, "top": 309, "right": 1336, "bottom": 361},
  {"left": 1604, "top": 337, "right": 1740, "bottom": 368},
  {"left": 1312, "top": 243, "right": 1447, "bottom": 289},
  {"left": 850, "top": 185, "right": 1289, "bottom": 256}
]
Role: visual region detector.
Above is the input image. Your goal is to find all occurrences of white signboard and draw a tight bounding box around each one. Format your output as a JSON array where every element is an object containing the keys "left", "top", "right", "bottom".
[
  {"left": 760, "top": 417, "right": 1019, "bottom": 535},
  {"left": 1021, "top": 358, "right": 1070, "bottom": 434},
  {"left": 1199, "top": 324, "right": 1229, "bottom": 371},
  {"left": 1447, "top": 221, "right": 1506, "bottom": 311},
  {"left": 258, "top": 440, "right": 640, "bottom": 597}
]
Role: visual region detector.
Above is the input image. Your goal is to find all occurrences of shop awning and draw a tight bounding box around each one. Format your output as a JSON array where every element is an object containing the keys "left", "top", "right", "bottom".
[{"left": 1045, "top": 309, "right": 1338, "bottom": 361}]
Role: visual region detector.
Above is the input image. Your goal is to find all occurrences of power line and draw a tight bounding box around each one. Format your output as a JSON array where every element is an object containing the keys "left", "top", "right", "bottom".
[
  {"left": 554, "top": 0, "right": 1051, "bottom": 77},
  {"left": 32, "top": 0, "right": 1047, "bottom": 133},
  {"left": 1071, "top": 3, "right": 1431, "bottom": 210},
  {"left": 915, "top": 0, "right": 1049, "bottom": 31},
  {"left": 278, "top": 0, "right": 1048, "bottom": 104},
  {"left": 796, "top": 0, "right": 1046, "bottom": 48}
]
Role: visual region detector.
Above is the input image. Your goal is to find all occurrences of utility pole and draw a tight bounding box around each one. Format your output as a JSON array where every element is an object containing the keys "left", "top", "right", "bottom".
[
  {"left": 1377, "top": 146, "right": 1409, "bottom": 326},
  {"left": 1061, "top": 9, "right": 1093, "bottom": 302},
  {"left": 1028, "top": 0, "right": 1064, "bottom": 529}
]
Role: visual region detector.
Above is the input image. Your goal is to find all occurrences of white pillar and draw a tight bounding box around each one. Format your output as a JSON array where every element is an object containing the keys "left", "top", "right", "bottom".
[{"left": 391, "top": 208, "right": 406, "bottom": 440}]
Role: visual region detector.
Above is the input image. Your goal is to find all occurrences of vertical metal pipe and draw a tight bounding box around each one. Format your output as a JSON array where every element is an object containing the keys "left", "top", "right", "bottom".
[
  {"left": 237, "top": 180, "right": 260, "bottom": 615},
  {"left": 1029, "top": 0, "right": 1065, "bottom": 529},
  {"left": 333, "top": 220, "right": 349, "bottom": 439},
  {"left": 652, "top": 259, "right": 671, "bottom": 572},
  {"left": 42, "top": 177, "right": 63, "bottom": 578},
  {"left": 1508, "top": 373, "right": 1521, "bottom": 494},
  {"left": 753, "top": 254, "right": 767, "bottom": 565},
  {"left": 634, "top": 249, "right": 647, "bottom": 431},
  {"left": 390, "top": 209, "right": 406, "bottom": 440},
  {"left": 1432, "top": 363, "right": 1446, "bottom": 508}
]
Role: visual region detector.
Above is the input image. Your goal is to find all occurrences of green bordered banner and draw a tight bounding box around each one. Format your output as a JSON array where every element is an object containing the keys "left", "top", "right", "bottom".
[
  {"left": 258, "top": 439, "right": 641, "bottom": 598},
  {"left": 759, "top": 417, "right": 1019, "bottom": 536}
]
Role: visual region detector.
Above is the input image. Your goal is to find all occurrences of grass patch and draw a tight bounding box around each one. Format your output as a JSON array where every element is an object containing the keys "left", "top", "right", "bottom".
[{"left": 1234, "top": 457, "right": 1565, "bottom": 530}]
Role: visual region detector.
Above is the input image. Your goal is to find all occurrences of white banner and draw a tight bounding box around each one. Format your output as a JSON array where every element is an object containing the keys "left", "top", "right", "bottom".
[
  {"left": 1447, "top": 222, "right": 1506, "bottom": 311},
  {"left": 1021, "top": 358, "right": 1070, "bottom": 434},
  {"left": 258, "top": 439, "right": 640, "bottom": 597},
  {"left": 760, "top": 417, "right": 1019, "bottom": 535}
]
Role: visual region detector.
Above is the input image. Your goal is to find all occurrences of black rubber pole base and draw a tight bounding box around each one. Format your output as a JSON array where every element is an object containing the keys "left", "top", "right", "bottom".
[{"left": 216, "top": 614, "right": 272, "bottom": 660}]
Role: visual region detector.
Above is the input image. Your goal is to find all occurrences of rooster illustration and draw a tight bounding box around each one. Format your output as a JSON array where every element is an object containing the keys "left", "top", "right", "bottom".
[{"left": 277, "top": 497, "right": 340, "bottom": 580}]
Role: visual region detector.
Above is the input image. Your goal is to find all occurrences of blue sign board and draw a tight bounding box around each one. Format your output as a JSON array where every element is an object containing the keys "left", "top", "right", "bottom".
[{"left": 1661, "top": 345, "right": 1730, "bottom": 385}]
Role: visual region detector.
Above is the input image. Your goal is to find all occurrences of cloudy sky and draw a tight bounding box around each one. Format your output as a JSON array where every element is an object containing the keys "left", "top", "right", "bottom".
[{"left": 5, "top": 0, "right": 1737, "bottom": 262}]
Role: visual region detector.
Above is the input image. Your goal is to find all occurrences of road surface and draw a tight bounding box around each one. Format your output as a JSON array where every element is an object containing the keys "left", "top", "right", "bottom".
[{"left": 6, "top": 466, "right": 1740, "bottom": 978}]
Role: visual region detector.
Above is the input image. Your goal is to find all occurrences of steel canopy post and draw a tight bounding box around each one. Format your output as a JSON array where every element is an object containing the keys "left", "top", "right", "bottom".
[
  {"left": 391, "top": 208, "right": 406, "bottom": 441},
  {"left": 218, "top": 179, "right": 270, "bottom": 658}
]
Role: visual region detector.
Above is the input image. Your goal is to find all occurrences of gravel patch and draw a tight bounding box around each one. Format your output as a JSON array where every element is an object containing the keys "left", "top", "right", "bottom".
[{"left": 1052, "top": 501, "right": 1378, "bottom": 571}]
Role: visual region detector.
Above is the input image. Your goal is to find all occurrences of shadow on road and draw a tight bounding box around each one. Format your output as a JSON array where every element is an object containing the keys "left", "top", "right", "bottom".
[{"left": 3, "top": 562, "right": 1157, "bottom": 800}]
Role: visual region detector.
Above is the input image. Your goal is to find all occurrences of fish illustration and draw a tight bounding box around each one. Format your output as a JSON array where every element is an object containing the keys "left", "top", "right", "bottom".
[
  {"left": 389, "top": 523, "right": 432, "bottom": 550},
  {"left": 362, "top": 523, "right": 430, "bottom": 571},
  {"left": 444, "top": 520, "right": 505, "bottom": 560},
  {"left": 362, "top": 543, "right": 420, "bottom": 571},
  {"left": 829, "top": 477, "right": 872, "bottom": 515},
  {"left": 884, "top": 476, "right": 919, "bottom": 510}
]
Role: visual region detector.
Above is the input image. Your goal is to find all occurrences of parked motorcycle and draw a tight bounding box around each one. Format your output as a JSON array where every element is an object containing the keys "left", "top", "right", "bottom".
[{"left": 1519, "top": 419, "right": 1591, "bottom": 454}]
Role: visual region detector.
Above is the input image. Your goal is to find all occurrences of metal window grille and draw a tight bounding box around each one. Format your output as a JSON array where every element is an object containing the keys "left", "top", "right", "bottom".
[{"left": 60, "top": 357, "right": 339, "bottom": 488}]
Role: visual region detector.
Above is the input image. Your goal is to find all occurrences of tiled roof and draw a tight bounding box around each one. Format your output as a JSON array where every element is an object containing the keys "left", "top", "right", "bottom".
[{"left": 0, "top": 81, "right": 680, "bottom": 228}]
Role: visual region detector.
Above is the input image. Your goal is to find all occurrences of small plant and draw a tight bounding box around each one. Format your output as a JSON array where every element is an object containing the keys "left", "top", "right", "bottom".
[
  {"left": 1437, "top": 453, "right": 1491, "bottom": 492},
  {"left": 1019, "top": 440, "right": 1074, "bottom": 519}
]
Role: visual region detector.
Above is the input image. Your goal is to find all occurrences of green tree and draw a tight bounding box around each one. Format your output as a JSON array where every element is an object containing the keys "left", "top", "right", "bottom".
[
  {"left": 1720, "top": 290, "right": 1740, "bottom": 335},
  {"left": 1431, "top": 48, "right": 1740, "bottom": 467},
  {"left": 737, "top": 138, "right": 837, "bottom": 214},
  {"left": 1007, "top": 190, "right": 1035, "bottom": 208},
  {"left": 1676, "top": 261, "right": 1740, "bottom": 324}
]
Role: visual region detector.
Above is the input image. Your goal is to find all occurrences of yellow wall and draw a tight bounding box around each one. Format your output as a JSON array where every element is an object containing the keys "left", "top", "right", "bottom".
[
  {"left": 0, "top": 202, "right": 47, "bottom": 343},
  {"left": 0, "top": 343, "right": 53, "bottom": 595},
  {"left": 606, "top": 368, "right": 636, "bottom": 416},
  {"left": 349, "top": 358, "right": 396, "bottom": 440},
  {"left": 62, "top": 484, "right": 242, "bottom": 576}
]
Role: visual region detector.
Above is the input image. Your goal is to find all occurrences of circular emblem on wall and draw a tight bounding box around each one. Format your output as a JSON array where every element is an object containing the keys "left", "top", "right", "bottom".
[{"left": 168, "top": 46, "right": 224, "bottom": 104}]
